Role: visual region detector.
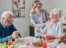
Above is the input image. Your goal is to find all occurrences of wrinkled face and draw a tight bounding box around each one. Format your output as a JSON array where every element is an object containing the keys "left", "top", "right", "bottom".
[
  {"left": 35, "top": 4, "right": 42, "bottom": 11},
  {"left": 2, "top": 14, "right": 13, "bottom": 27},
  {"left": 49, "top": 12, "right": 57, "bottom": 20}
]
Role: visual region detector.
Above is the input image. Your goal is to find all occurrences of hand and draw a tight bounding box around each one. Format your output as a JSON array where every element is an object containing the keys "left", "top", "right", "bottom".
[
  {"left": 47, "top": 35, "right": 55, "bottom": 39},
  {"left": 49, "top": 36, "right": 56, "bottom": 39},
  {"left": 42, "top": 21, "right": 50, "bottom": 26},
  {"left": 12, "top": 31, "right": 19, "bottom": 39},
  {"left": 58, "top": 36, "right": 66, "bottom": 44},
  {"left": 36, "top": 28, "right": 40, "bottom": 33},
  {"left": 45, "top": 21, "right": 50, "bottom": 24}
]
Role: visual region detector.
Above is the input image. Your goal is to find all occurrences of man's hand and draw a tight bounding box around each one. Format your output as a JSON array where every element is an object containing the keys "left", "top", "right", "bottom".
[{"left": 12, "top": 31, "right": 19, "bottom": 39}]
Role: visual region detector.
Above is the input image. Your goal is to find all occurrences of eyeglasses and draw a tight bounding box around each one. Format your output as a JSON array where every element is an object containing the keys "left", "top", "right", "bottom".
[
  {"left": 38, "top": 6, "right": 42, "bottom": 8},
  {"left": 6, "top": 19, "right": 13, "bottom": 24}
]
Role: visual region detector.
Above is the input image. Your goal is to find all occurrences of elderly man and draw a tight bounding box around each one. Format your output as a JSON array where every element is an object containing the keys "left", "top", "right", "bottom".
[{"left": 0, "top": 11, "right": 21, "bottom": 43}]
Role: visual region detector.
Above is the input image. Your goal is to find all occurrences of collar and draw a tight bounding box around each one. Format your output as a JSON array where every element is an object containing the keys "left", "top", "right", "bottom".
[{"left": 1, "top": 21, "right": 6, "bottom": 28}]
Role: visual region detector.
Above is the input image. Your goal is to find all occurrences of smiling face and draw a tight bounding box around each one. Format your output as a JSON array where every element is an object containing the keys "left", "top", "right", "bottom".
[
  {"left": 2, "top": 14, "right": 13, "bottom": 27},
  {"left": 49, "top": 12, "right": 56, "bottom": 20},
  {"left": 49, "top": 9, "right": 59, "bottom": 20},
  {"left": 35, "top": 4, "right": 42, "bottom": 10}
]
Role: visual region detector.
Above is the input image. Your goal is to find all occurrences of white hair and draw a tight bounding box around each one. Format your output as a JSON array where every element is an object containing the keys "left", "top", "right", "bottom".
[
  {"left": 1, "top": 11, "right": 13, "bottom": 20},
  {"left": 51, "top": 8, "right": 63, "bottom": 18},
  {"left": 51, "top": 8, "right": 59, "bottom": 17}
]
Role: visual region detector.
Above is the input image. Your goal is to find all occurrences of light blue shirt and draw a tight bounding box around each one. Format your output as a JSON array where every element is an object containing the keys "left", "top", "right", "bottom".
[{"left": 42, "top": 21, "right": 64, "bottom": 37}]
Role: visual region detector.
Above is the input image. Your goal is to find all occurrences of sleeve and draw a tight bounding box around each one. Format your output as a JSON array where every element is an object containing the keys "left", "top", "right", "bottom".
[
  {"left": 58, "top": 22, "right": 64, "bottom": 37},
  {"left": 0, "top": 35, "right": 12, "bottom": 43},
  {"left": 30, "top": 13, "right": 44, "bottom": 28},
  {"left": 11, "top": 24, "right": 21, "bottom": 37},
  {"left": 41, "top": 24, "right": 48, "bottom": 33}
]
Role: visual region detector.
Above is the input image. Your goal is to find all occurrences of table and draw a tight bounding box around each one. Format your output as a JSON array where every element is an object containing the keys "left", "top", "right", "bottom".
[
  {"left": 1, "top": 36, "right": 66, "bottom": 48},
  {"left": 15, "top": 36, "right": 59, "bottom": 48},
  {"left": 19, "top": 36, "right": 66, "bottom": 48},
  {"left": 17, "top": 36, "right": 43, "bottom": 48}
]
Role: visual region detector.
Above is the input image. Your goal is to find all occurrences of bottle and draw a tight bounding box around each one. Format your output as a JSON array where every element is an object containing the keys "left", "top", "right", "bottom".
[{"left": 42, "top": 37, "right": 47, "bottom": 48}]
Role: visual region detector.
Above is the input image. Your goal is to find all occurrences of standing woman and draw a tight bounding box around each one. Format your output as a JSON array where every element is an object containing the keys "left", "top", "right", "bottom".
[{"left": 30, "top": 1, "right": 50, "bottom": 37}]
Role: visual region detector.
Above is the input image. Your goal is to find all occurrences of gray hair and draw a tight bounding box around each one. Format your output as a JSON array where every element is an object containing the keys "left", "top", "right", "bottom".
[
  {"left": 1, "top": 11, "right": 13, "bottom": 20},
  {"left": 51, "top": 8, "right": 59, "bottom": 18}
]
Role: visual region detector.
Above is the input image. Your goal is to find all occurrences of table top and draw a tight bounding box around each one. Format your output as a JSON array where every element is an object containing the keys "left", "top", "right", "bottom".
[
  {"left": 15, "top": 36, "right": 66, "bottom": 48},
  {"left": 1, "top": 36, "right": 66, "bottom": 48}
]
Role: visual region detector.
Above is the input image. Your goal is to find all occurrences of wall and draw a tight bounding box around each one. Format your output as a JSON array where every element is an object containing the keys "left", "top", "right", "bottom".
[
  {"left": 40, "top": 0, "right": 53, "bottom": 13},
  {"left": 53, "top": 0, "right": 66, "bottom": 14},
  {"left": 13, "top": 0, "right": 35, "bottom": 37},
  {"left": 0, "top": 0, "right": 12, "bottom": 17}
]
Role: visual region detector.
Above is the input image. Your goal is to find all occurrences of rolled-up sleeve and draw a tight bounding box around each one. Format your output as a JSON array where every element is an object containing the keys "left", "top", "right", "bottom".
[
  {"left": 41, "top": 24, "right": 48, "bottom": 33},
  {"left": 0, "top": 35, "right": 12, "bottom": 43}
]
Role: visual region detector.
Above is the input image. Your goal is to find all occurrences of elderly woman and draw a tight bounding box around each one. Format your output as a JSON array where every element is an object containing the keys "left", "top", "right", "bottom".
[
  {"left": 41, "top": 9, "right": 64, "bottom": 38},
  {"left": 30, "top": 1, "right": 50, "bottom": 37}
]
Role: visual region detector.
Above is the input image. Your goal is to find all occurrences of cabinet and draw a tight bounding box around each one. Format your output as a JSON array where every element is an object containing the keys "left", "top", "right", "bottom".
[
  {"left": 29, "top": 24, "right": 35, "bottom": 36},
  {"left": 63, "top": 24, "right": 66, "bottom": 37}
]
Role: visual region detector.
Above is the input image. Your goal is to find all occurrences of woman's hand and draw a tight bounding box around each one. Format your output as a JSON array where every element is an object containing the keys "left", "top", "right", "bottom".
[
  {"left": 42, "top": 21, "right": 51, "bottom": 26},
  {"left": 36, "top": 28, "right": 41, "bottom": 33},
  {"left": 45, "top": 21, "right": 50, "bottom": 24}
]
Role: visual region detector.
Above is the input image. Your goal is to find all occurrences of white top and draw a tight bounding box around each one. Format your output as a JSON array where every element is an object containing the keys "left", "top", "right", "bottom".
[{"left": 42, "top": 21, "right": 64, "bottom": 37}]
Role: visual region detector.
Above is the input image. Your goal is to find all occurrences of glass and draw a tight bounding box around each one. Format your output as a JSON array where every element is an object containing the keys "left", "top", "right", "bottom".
[
  {"left": 42, "top": 42, "right": 47, "bottom": 48},
  {"left": 18, "top": 38, "right": 27, "bottom": 48},
  {"left": 8, "top": 40, "right": 12, "bottom": 46},
  {"left": 46, "top": 35, "right": 50, "bottom": 41},
  {"left": 6, "top": 19, "right": 13, "bottom": 24}
]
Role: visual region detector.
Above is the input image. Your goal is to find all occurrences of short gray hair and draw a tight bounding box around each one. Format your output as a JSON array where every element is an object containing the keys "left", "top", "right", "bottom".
[
  {"left": 51, "top": 8, "right": 59, "bottom": 17},
  {"left": 1, "top": 11, "right": 13, "bottom": 20}
]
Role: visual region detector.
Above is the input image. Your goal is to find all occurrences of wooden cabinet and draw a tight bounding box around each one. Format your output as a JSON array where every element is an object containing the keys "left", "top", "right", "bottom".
[
  {"left": 63, "top": 24, "right": 66, "bottom": 32},
  {"left": 29, "top": 24, "right": 35, "bottom": 36},
  {"left": 63, "top": 24, "right": 66, "bottom": 37}
]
